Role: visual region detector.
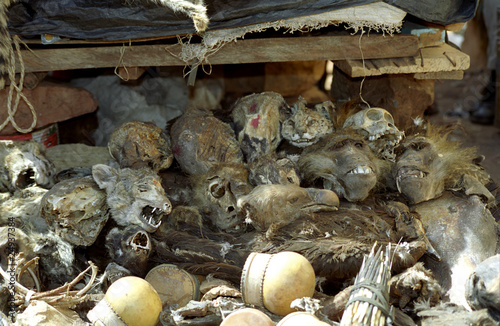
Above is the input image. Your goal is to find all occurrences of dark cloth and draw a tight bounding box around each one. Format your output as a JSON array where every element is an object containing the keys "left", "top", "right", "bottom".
[{"left": 9, "top": 0, "right": 479, "bottom": 41}]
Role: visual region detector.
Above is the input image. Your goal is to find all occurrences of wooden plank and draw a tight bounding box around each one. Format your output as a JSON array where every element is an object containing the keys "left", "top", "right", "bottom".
[
  {"left": 14, "top": 34, "right": 418, "bottom": 73},
  {"left": 335, "top": 43, "right": 469, "bottom": 77},
  {"left": 413, "top": 70, "right": 464, "bottom": 80}
]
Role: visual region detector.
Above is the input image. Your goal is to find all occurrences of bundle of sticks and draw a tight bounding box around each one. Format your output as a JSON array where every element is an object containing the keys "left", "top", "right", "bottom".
[{"left": 340, "top": 243, "right": 394, "bottom": 326}]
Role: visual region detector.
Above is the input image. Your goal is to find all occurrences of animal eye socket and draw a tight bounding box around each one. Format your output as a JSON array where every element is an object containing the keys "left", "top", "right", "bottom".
[
  {"left": 138, "top": 185, "right": 149, "bottom": 192},
  {"left": 354, "top": 141, "right": 364, "bottom": 148},
  {"left": 411, "top": 142, "right": 429, "bottom": 151},
  {"left": 210, "top": 183, "right": 225, "bottom": 198}
]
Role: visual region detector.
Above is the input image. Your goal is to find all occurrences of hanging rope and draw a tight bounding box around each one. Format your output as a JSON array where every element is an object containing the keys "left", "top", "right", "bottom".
[
  {"left": 357, "top": 29, "right": 371, "bottom": 109},
  {"left": 114, "top": 40, "right": 131, "bottom": 81},
  {"left": 0, "top": 35, "right": 37, "bottom": 133}
]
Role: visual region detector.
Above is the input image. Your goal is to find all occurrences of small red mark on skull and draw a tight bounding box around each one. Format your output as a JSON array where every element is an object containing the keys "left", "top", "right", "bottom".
[
  {"left": 173, "top": 145, "right": 181, "bottom": 156},
  {"left": 249, "top": 102, "right": 258, "bottom": 113},
  {"left": 251, "top": 115, "right": 260, "bottom": 129}
]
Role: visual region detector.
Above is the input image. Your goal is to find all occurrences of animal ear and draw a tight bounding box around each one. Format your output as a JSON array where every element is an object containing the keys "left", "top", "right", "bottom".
[
  {"left": 92, "top": 164, "right": 118, "bottom": 190},
  {"left": 314, "top": 102, "right": 333, "bottom": 119}
]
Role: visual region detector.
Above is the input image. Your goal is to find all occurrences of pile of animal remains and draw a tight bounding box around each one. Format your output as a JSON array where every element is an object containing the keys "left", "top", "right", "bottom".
[{"left": 0, "top": 91, "right": 499, "bottom": 326}]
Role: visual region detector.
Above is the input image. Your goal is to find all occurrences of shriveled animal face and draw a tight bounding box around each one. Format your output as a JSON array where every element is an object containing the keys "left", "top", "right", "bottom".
[
  {"left": 343, "top": 107, "right": 403, "bottom": 161},
  {"left": 237, "top": 184, "right": 339, "bottom": 232},
  {"left": 105, "top": 225, "right": 152, "bottom": 277},
  {"left": 92, "top": 164, "right": 172, "bottom": 232},
  {"left": 298, "top": 131, "right": 384, "bottom": 202},
  {"left": 108, "top": 120, "right": 173, "bottom": 172},
  {"left": 0, "top": 140, "right": 55, "bottom": 192},
  {"left": 41, "top": 176, "right": 109, "bottom": 247},
  {"left": 394, "top": 136, "right": 444, "bottom": 204},
  {"left": 191, "top": 163, "right": 252, "bottom": 232},
  {"left": 394, "top": 124, "right": 492, "bottom": 205},
  {"left": 231, "top": 92, "right": 287, "bottom": 162},
  {"left": 282, "top": 97, "right": 334, "bottom": 148}
]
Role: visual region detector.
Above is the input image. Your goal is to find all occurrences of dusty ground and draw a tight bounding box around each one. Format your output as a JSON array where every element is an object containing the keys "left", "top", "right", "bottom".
[{"left": 430, "top": 70, "right": 500, "bottom": 185}]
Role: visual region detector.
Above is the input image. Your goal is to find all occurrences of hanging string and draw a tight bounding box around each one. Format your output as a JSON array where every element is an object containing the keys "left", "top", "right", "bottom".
[
  {"left": 0, "top": 35, "right": 38, "bottom": 133},
  {"left": 358, "top": 29, "right": 371, "bottom": 109},
  {"left": 114, "top": 40, "right": 132, "bottom": 81}
]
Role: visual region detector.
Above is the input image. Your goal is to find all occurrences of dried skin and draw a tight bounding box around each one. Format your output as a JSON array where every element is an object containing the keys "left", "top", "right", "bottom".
[
  {"left": 190, "top": 163, "right": 251, "bottom": 232},
  {"left": 92, "top": 164, "right": 172, "bottom": 232},
  {"left": 298, "top": 130, "right": 390, "bottom": 202},
  {"left": 108, "top": 120, "right": 173, "bottom": 172},
  {"left": 0, "top": 140, "right": 55, "bottom": 192},
  {"left": 414, "top": 192, "right": 498, "bottom": 307},
  {"left": 231, "top": 91, "right": 287, "bottom": 162},
  {"left": 41, "top": 176, "right": 109, "bottom": 247},
  {"left": 237, "top": 183, "right": 339, "bottom": 236},
  {"left": 170, "top": 107, "right": 243, "bottom": 175},
  {"left": 394, "top": 124, "right": 492, "bottom": 204},
  {"left": 282, "top": 96, "right": 335, "bottom": 148}
]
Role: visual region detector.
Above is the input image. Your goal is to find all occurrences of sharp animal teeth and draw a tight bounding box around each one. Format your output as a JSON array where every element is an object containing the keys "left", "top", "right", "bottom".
[{"left": 396, "top": 176, "right": 402, "bottom": 193}]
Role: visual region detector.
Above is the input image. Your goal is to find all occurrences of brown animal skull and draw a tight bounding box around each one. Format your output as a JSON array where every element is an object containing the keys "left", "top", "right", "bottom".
[
  {"left": 108, "top": 120, "right": 173, "bottom": 172},
  {"left": 298, "top": 131, "right": 388, "bottom": 202},
  {"left": 191, "top": 163, "right": 252, "bottom": 232}
]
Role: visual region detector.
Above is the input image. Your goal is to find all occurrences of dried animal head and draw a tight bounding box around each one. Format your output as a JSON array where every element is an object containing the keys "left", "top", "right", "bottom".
[
  {"left": 105, "top": 225, "right": 152, "bottom": 277},
  {"left": 298, "top": 130, "right": 390, "bottom": 202},
  {"left": 191, "top": 163, "right": 252, "bottom": 232},
  {"left": 281, "top": 96, "right": 335, "bottom": 148},
  {"left": 247, "top": 153, "right": 300, "bottom": 186},
  {"left": 41, "top": 176, "right": 109, "bottom": 247},
  {"left": 92, "top": 164, "right": 172, "bottom": 232},
  {"left": 108, "top": 120, "right": 173, "bottom": 172},
  {"left": 170, "top": 107, "right": 243, "bottom": 175},
  {"left": 0, "top": 140, "right": 55, "bottom": 192},
  {"left": 231, "top": 92, "right": 287, "bottom": 162},
  {"left": 237, "top": 184, "right": 339, "bottom": 235},
  {"left": 393, "top": 124, "right": 491, "bottom": 204},
  {"left": 343, "top": 107, "right": 404, "bottom": 161}
]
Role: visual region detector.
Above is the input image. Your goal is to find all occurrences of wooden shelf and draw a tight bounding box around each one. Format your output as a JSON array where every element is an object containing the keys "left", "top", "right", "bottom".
[
  {"left": 335, "top": 43, "right": 470, "bottom": 79},
  {"left": 14, "top": 34, "right": 419, "bottom": 73}
]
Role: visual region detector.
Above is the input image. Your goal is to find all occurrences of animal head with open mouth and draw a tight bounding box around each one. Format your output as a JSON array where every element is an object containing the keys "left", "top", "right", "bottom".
[{"left": 92, "top": 164, "right": 172, "bottom": 232}]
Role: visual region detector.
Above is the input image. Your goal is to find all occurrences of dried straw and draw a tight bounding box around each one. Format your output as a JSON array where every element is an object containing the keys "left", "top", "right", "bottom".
[{"left": 340, "top": 243, "right": 394, "bottom": 326}]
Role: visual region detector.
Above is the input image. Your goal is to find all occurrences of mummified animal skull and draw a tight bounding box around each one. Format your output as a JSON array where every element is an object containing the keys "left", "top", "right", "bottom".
[
  {"left": 298, "top": 131, "right": 389, "bottom": 202},
  {"left": 92, "top": 164, "right": 172, "bottom": 232},
  {"left": 105, "top": 225, "right": 152, "bottom": 277},
  {"left": 0, "top": 140, "right": 55, "bottom": 192},
  {"left": 393, "top": 124, "right": 492, "bottom": 204},
  {"left": 343, "top": 107, "right": 404, "bottom": 161},
  {"left": 191, "top": 163, "right": 252, "bottom": 232},
  {"left": 170, "top": 107, "right": 243, "bottom": 175},
  {"left": 108, "top": 120, "right": 173, "bottom": 172},
  {"left": 231, "top": 91, "right": 288, "bottom": 162},
  {"left": 41, "top": 176, "right": 109, "bottom": 247},
  {"left": 237, "top": 184, "right": 339, "bottom": 237},
  {"left": 281, "top": 96, "right": 335, "bottom": 148}
]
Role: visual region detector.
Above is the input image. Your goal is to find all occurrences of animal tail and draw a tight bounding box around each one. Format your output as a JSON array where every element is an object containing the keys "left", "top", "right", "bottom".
[{"left": 0, "top": 0, "right": 14, "bottom": 90}]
